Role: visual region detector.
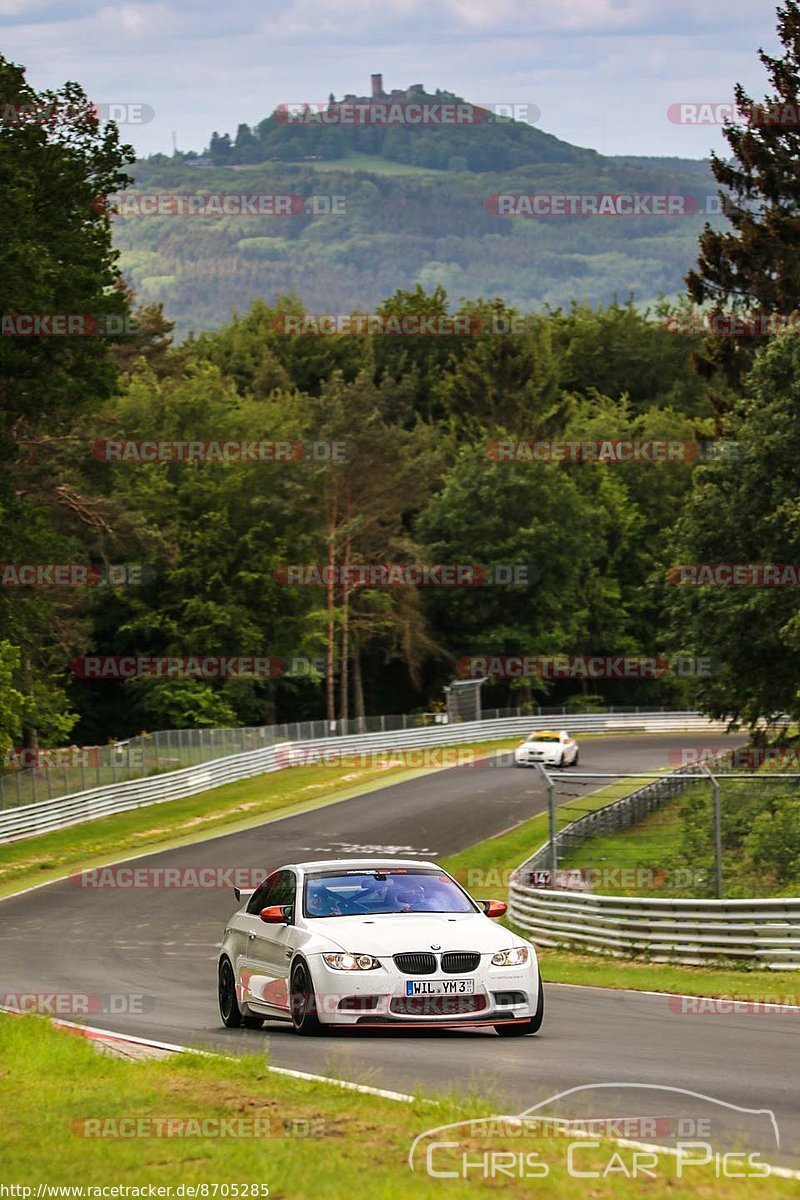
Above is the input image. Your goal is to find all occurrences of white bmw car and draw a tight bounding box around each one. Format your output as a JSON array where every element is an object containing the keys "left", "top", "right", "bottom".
[
  {"left": 514, "top": 729, "right": 579, "bottom": 768},
  {"left": 218, "top": 858, "right": 543, "bottom": 1037}
]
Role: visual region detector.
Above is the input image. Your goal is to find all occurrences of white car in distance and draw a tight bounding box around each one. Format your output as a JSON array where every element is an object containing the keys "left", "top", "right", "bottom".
[
  {"left": 514, "top": 729, "right": 579, "bottom": 768},
  {"left": 218, "top": 859, "right": 543, "bottom": 1037}
]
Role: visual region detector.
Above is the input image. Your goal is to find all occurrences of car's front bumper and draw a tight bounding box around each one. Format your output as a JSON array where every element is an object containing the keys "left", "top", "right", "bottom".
[
  {"left": 307, "top": 955, "right": 539, "bottom": 1027},
  {"left": 514, "top": 752, "right": 561, "bottom": 766}
]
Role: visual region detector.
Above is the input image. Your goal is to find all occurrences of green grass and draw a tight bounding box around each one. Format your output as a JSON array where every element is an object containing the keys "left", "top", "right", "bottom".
[
  {"left": 557, "top": 796, "right": 687, "bottom": 895},
  {"left": 1, "top": 1015, "right": 794, "bottom": 1194},
  {"left": 232, "top": 151, "right": 445, "bottom": 176},
  {"left": 538, "top": 951, "right": 800, "bottom": 998},
  {"left": 0, "top": 738, "right": 521, "bottom": 900}
]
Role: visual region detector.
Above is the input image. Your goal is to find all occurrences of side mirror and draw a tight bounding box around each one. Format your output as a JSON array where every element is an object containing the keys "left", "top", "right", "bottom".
[
  {"left": 480, "top": 899, "right": 507, "bottom": 918},
  {"left": 260, "top": 905, "right": 289, "bottom": 924}
]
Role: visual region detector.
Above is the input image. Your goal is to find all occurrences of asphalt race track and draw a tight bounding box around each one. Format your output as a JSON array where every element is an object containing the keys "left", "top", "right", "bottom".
[{"left": 3, "top": 732, "right": 799, "bottom": 1169}]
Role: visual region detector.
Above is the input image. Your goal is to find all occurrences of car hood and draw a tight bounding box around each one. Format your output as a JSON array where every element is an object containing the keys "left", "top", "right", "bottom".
[
  {"left": 520, "top": 741, "right": 561, "bottom": 751},
  {"left": 304, "top": 912, "right": 524, "bottom": 956}
]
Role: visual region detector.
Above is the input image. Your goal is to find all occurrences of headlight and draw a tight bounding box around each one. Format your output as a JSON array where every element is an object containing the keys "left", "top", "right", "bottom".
[
  {"left": 322, "top": 953, "right": 382, "bottom": 971},
  {"left": 491, "top": 947, "right": 529, "bottom": 967}
]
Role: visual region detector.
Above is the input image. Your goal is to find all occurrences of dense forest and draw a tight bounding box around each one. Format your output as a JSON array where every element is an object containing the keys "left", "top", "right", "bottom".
[
  {"left": 118, "top": 155, "right": 719, "bottom": 340},
  {"left": 4, "top": 0, "right": 800, "bottom": 752}
]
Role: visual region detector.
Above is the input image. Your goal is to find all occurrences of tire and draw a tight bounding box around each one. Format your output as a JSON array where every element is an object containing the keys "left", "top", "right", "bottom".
[
  {"left": 573, "top": 749, "right": 580, "bottom": 766},
  {"left": 290, "top": 961, "right": 325, "bottom": 1036},
  {"left": 494, "top": 977, "right": 544, "bottom": 1037},
  {"left": 218, "top": 957, "right": 243, "bottom": 1028}
]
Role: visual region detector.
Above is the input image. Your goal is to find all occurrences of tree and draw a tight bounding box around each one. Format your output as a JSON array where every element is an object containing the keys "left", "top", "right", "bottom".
[
  {"left": 0, "top": 56, "right": 135, "bottom": 748},
  {"left": 209, "top": 131, "right": 232, "bottom": 162},
  {"left": 303, "top": 369, "right": 438, "bottom": 723},
  {"left": 0, "top": 643, "right": 25, "bottom": 758},
  {"left": 666, "top": 333, "right": 800, "bottom": 726},
  {"left": 687, "top": 1, "right": 800, "bottom": 384}
]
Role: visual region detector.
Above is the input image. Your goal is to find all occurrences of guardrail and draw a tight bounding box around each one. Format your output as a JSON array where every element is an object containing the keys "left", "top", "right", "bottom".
[
  {"left": 508, "top": 757, "right": 800, "bottom": 968},
  {"left": 0, "top": 703, "right": 697, "bottom": 811},
  {"left": 0, "top": 710, "right": 725, "bottom": 843},
  {"left": 508, "top": 885, "right": 800, "bottom": 968}
]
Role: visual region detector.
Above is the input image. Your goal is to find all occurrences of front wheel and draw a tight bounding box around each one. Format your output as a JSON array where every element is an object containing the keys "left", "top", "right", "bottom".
[
  {"left": 495, "top": 977, "right": 544, "bottom": 1037},
  {"left": 290, "top": 961, "right": 325, "bottom": 1036}
]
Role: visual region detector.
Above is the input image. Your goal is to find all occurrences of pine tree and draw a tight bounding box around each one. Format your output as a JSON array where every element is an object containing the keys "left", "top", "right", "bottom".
[{"left": 688, "top": 0, "right": 800, "bottom": 316}]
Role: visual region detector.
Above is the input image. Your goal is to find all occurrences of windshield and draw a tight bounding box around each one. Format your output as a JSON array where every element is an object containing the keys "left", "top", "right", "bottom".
[
  {"left": 528, "top": 734, "right": 561, "bottom": 743},
  {"left": 303, "top": 869, "right": 476, "bottom": 917}
]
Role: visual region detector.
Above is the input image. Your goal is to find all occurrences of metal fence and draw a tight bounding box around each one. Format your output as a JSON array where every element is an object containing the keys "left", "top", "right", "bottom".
[
  {"left": 526, "top": 762, "right": 703, "bottom": 871},
  {"left": 0, "top": 710, "right": 725, "bottom": 843},
  {"left": 0, "top": 704, "right": 692, "bottom": 813},
  {"left": 508, "top": 757, "right": 800, "bottom": 967}
]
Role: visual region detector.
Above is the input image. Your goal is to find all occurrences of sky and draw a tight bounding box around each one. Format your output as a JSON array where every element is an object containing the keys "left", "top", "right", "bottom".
[{"left": 0, "top": 0, "right": 786, "bottom": 160}]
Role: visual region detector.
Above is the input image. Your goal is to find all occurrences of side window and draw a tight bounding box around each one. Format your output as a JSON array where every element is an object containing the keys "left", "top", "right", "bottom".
[
  {"left": 247, "top": 872, "right": 280, "bottom": 914},
  {"left": 273, "top": 870, "right": 297, "bottom": 915},
  {"left": 247, "top": 870, "right": 296, "bottom": 917}
]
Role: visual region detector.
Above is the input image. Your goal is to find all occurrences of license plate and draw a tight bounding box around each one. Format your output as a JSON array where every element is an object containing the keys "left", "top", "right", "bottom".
[{"left": 405, "top": 978, "right": 475, "bottom": 997}]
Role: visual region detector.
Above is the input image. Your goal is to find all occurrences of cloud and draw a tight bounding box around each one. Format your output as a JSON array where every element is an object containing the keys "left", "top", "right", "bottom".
[{"left": 0, "top": 0, "right": 782, "bottom": 157}]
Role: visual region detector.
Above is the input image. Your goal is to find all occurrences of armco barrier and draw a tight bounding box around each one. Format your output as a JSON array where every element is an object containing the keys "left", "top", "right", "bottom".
[
  {"left": 0, "top": 711, "right": 725, "bottom": 843},
  {"left": 508, "top": 885, "right": 800, "bottom": 968},
  {"left": 508, "top": 759, "right": 800, "bottom": 968}
]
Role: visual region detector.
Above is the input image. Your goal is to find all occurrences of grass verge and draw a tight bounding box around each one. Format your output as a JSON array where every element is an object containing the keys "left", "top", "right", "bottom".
[
  {"left": 1, "top": 1015, "right": 794, "bottom": 1194},
  {"left": 557, "top": 793, "right": 687, "bottom": 895}
]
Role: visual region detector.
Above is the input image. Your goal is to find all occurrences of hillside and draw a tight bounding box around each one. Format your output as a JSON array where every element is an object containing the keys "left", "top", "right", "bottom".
[
  {"left": 196, "top": 76, "right": 601, "bottom": 171},
  {"left": 118, "top": 81, "right": 719, "bottom": 338}
]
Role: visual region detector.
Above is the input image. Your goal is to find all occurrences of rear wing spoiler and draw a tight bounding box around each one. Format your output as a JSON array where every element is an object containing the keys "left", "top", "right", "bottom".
[{"left": 233, "top": 887, "right": 256, "bottom": 903}]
